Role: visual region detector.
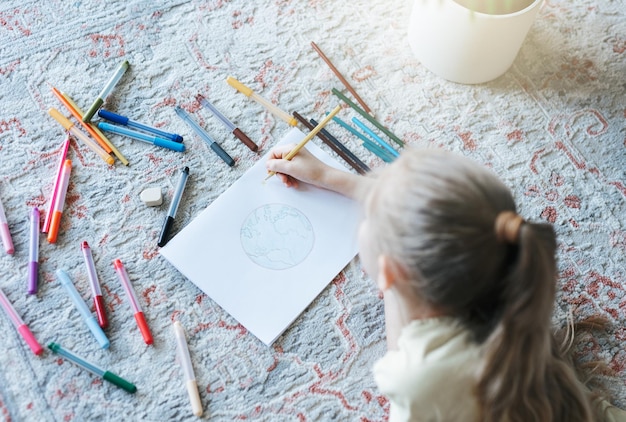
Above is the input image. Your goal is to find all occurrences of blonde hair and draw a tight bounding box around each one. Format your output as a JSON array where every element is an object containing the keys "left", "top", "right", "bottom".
[{"left": 365, "top": 148, "right": 600, "bottom": 421}]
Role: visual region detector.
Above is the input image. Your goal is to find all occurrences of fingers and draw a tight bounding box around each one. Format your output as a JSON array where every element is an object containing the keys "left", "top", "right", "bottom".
[{"left": 268, "top": 143, "right": 297, "bottom": 160}]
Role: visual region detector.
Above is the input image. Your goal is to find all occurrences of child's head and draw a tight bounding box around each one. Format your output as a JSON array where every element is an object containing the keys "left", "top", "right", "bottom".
[
  {"left": 360, "top": 148, "right": 534, "bottom": 339},
  {"left": 360, "top": 148, "right": 595, "bottom": 421}
]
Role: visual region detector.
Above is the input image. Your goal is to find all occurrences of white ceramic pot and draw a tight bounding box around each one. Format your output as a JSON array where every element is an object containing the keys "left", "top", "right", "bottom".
[{"left": 408, "top": 0, "right": 542, "bottom": 84}]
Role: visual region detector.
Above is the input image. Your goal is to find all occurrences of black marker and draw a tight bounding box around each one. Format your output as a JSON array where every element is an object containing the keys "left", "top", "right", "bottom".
[{"left": 158, "top": 167, "right": 189, "bottom": 247}]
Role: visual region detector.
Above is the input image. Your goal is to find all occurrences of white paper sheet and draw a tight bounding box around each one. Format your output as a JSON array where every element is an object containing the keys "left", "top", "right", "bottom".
[{"left": 160, "top": 128, "right": 361, "bottom": 345}]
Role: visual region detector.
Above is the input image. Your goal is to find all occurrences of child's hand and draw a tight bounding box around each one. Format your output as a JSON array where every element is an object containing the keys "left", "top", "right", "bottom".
[{"left": 266, "top": 144, "right": 330, "bottom": 189}]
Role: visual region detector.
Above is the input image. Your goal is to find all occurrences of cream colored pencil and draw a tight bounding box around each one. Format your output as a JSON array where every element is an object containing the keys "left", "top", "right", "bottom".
[{"left": 265, "top": 104, "right": 341, "bottom": 181}]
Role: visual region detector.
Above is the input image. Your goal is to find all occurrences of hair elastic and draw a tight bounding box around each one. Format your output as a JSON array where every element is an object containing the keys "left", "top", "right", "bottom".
[{"left": 495, "top": 211, "right": 525, "bottom": 244}]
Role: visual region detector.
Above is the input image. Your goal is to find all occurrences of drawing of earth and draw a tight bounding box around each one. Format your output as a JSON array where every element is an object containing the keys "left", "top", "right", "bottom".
[{"left": 240, "top": 203, "right": 315, "bottom": 270}]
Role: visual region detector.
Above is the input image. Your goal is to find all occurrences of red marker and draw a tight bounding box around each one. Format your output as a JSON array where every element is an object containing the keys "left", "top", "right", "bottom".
[
  {"left": 113, "top": 259, "right": 153, "bottom": 345},
  {"left": 81, "top": 241, "right": 108, "bottom": 329}
]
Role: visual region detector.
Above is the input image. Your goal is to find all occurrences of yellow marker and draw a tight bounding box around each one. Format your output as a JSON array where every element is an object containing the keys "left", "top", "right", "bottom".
[
  {"left": 226, "top": 76, "right": 298, "bottom": 127},
  {"left": 265, "top": 104, "right": 341, "bottom": 181},
  {"left": 60, "top": 91, "right": 130, "bottom": 166},
  {"left": 48, "top": 108, "right": 114, "bottom": 166}
]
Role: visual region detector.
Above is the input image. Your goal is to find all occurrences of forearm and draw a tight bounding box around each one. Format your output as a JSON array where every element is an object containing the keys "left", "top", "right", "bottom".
[{"left": 318, "top": 167, "right": 373, "bottom": 200}]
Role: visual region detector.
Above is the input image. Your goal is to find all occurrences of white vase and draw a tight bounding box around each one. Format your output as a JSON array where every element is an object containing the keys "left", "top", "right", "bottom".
[{"left": 408, "top": 0, "right": 543, "bottom": 84}]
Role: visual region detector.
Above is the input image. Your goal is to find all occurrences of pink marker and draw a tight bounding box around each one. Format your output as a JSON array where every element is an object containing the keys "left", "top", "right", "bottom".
[
  {"left": 113, "top": 259, "right": 153, "bottom": 345},
  {"left": 0, "top": 287, "right": 43, "bottom": 355},
  {"left": 0, "top": 194, "right": 14, "bottom": 255},
  {"left": 43, "top": 135, "right": 71, "bottom": 234}
]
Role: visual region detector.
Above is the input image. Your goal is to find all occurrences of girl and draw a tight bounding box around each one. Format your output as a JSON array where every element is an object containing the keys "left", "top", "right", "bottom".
[{"left": 266, "top": 145, "right": 626, "bottom": 422}]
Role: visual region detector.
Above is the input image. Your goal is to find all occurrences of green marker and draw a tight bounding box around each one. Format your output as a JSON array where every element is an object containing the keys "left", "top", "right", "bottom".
[
  {"left": 331, "top": 87, "right": 404, "bottom": 147},
  {"left": 83, "top": 60, "right": 129, "bottom": 123},
  {"left": 48, "top": 342, "right": 137, "bottom": 393}
]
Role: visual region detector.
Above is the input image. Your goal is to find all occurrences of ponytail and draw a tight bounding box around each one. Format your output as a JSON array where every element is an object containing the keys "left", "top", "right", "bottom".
[{"left": 476, "top": 222, "right": 595, "bottom": 421}]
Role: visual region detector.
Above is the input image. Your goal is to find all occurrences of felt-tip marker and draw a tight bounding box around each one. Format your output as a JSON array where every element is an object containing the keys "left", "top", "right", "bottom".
[
  {"left": 175, "top": 106, "right": 235, "bottom": 166},
  {"left": 98, "top": 109, "right": 183, "bottom": 143},
  {"left": 28, "top": 207, "right": 40, "bottom": 295},
  {"left": 81, "top": 241, "right": 108, "bottom": 329},
  {"left": 83, "top": 60, "right": 129, "bottom": 122},
  {"left": 97, "top": 122, "right": 185, "bottom": 153},
  {"left": 0, "top": 195, "right": 14, "bottom": 255},
  {"left": 48, "top": 342, "right": 137, "bottom": 393},
  {"left": 113, "top": 259, "right": 153, "bottom": 345},
  {"left": 0, "top": 287, "right": 43, "bottom": 355},
  {"left": 173, "top": 321, "right": 203, "bottom": 417},
  {"left": 158, "top": 167, "right": 189, "bottom": 247},
  {"left": 56, "top": 269, "right": 110, "bottom": 349},
  {"left": 196, "top": 94, "right": 258, "bottom": 151}
]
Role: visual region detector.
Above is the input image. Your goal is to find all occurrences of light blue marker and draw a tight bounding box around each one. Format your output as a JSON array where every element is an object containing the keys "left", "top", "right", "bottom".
[
  {"left": 97, "top": 122, "right": 184, "bottom": 152},
  {"left": 351, "top": 117, "right": 400, "bottom": 157},
  {"left": 56, "top": 269, "right": 110, "bottom": 349}
]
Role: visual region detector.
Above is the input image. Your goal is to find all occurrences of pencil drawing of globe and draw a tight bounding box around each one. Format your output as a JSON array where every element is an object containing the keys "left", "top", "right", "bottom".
[{"left": 240, "top": 204, "right": 315, "bottom": 270}]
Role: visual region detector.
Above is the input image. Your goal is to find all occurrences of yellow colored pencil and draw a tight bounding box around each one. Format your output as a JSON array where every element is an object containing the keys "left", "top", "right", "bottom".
[{"left": 265, "top": 104, "right": 341, "bottom": 181}]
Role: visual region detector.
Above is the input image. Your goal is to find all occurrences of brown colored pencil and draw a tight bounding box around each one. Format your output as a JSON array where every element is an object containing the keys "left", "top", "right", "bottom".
[{"left": 311, "top": 41, "right": 373, "bottom": 116}]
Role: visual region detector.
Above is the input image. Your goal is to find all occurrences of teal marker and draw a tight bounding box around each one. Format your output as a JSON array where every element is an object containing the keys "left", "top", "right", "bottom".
[{"left": 48, "top": 342, "right": 137, "bottom": 393}]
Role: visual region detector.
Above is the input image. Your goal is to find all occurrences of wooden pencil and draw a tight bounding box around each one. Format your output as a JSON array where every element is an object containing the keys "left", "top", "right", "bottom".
[{"left": 311, "top": 41, "right": 373, "bottom": 116}]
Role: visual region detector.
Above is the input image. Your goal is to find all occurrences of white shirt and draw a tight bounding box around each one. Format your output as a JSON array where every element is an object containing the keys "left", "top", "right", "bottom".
[{"left": 372, "top": 317, "right": 626, "bottom": 422}]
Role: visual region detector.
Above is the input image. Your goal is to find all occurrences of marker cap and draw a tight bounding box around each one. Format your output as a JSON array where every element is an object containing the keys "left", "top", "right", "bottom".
[
  {"left": 48, "top": 108, "right": 74, "bottom": 130},
  {"left": 94, "top": 295, "right": 109, "bottom": 329},
  {"left": 135, "top": 311, "right": 153, "bottom": 345},
  {"left": 186, "top": 379, "right": 203, "bottom": 416},
  {"left": 233, "top": 128, "right": 258, "bottom": 152},
  {"left": 18, "top": 324, "right": 44, "bottom": 355},
  {"left": 28, "top": 262, "right": 38, "bottom": 295},
  {"left": 83, "top": 98, "right": 104, "bottom": 123},
  {"left": 226, "top": 76, "right": 252, "bottom": 97},
  {"left": 154, "top": 137, "right": 185, "bottom": 152},
  {"left": 103, "top": 371, "right": 137, "bottom": 393},
  {"left": 47, "top": 210, "right": 62, "bottom": 243},
  {"left": 0, "top": 223, "right": 14, "bottom": 255},
  {"left": 86, "top": 316, "right": 110, "bottom": 349},
  {"left": 98, "top": 109, "right": 129, "bottom": 125}
]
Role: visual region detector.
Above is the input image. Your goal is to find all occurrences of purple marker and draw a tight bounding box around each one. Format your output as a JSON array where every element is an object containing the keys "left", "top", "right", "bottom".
[
  {"left": 0, "top": 195, "right": 14, "bottom": 255},
  {"left": 28, "top": 207, "right": 40, "bottom": 294}
]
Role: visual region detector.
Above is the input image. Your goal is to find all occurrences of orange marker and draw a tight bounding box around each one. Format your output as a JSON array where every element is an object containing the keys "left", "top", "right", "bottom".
[
  {"left": 50, "top": 87, "right": 113, "bottom": 154},
  {"left": 47, "top": 159, "right": 71, "bottom": 244},
  {"left": 60, "top": 91, "right": 129, "bottom": 166}
]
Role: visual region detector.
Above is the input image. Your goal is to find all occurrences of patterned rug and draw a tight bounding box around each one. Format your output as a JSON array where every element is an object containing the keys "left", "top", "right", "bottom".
[{"left": 0, "top": 0, "right": 624, "bottom": 420}]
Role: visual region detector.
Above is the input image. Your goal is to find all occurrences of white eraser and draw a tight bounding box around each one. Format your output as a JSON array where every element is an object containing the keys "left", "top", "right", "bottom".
[{"left": 140, "top": 187, "right": 163, "bottom": 206}]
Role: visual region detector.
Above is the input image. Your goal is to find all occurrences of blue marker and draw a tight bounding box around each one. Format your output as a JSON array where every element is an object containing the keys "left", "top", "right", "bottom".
[
  {"left": 98, "top": 109, "right": 183, "bottom": 143},
  {"left": 97, "top": 122, "right": 184, "bottom": 152},
  {"left": 175, "top": 106, "right": 235, "bottom": 167},
  {"left": 56, "top": 269, "right": 110, "bottom": 349},
  {"left": 351, "top": 117, "right": 399, "bottom": 157}
]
